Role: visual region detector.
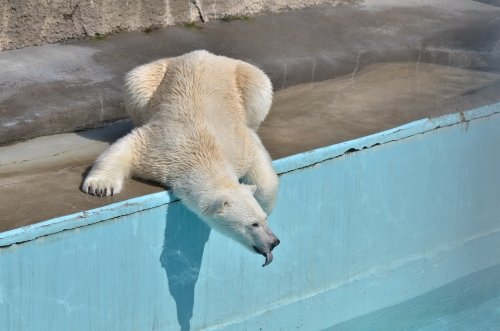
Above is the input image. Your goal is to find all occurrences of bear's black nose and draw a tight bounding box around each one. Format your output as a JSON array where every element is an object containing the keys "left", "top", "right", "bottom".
[{"left": 271, "top": 238, "right": 280, "bottom": 250}]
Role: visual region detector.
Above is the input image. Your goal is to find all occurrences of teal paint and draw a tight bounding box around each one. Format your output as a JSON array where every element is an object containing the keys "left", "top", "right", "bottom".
[
  {"left": 324, "top": 265, "right": 500, "bottom": 331},
  {"left": 1, "top": 104, "right": 500, "bottom": 330},
  {"left": 0, "top": 190, "right": 176, "bottom": 248}
]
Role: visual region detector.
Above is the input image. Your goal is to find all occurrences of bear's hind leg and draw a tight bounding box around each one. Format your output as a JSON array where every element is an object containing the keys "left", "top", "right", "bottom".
[
  {"left": 242, "top": 132, "right": 279, "bottom": 214},
  {"left": 236, "top": 62, "right": 273, "bottom": 131},
  {"left": 82, "top": 128, "right": 144, "bottom": 196}
]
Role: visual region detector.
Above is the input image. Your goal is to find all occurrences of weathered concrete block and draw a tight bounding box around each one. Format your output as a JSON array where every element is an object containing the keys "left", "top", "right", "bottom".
[{"left": 0, "top": 0, "right": 348, "bottom": 51}]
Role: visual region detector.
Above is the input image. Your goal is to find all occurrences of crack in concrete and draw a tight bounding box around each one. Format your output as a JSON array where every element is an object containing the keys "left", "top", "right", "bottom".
[{"left": 190, "top": 0, "right": 206, "bottom": 23}]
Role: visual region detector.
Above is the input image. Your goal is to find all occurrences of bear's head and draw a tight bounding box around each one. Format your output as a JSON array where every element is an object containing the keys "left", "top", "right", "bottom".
[{"left": 200, "top": 184, "right": 280, "bottom": 267}]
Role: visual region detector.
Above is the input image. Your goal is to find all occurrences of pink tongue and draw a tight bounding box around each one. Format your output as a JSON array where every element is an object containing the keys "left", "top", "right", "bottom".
[{"left": 262, "top": 252, "right": 273, "bottom": 267}]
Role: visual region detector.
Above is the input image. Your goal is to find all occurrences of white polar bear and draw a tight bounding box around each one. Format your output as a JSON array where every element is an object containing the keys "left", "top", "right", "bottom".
[{"left": 82, "top": 50, "right": 280, "bottom": 266}]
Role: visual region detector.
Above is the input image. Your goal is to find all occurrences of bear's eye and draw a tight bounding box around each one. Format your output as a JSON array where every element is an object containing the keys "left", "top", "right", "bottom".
[{"left": 252, "top": 222, "right": 259, "bottom": 228}]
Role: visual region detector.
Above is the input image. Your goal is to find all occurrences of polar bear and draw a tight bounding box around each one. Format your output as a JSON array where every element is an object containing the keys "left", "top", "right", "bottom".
[{"left": 82, "top": 50, "right": 280, "bottom": 266}]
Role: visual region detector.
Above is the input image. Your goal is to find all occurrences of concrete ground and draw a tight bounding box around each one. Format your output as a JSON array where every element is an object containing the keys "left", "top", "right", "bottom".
[{"left": 1, "top": 0, "right": 500, "bottom": 231}]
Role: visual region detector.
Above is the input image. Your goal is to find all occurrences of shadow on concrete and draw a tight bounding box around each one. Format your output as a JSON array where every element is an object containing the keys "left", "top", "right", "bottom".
[
  {"left": 473, "top": 0, "right": 500, "bottom": 7},
  {"left": 160, "top": 201, "right": 211, "bottom": 331},
  {"left": 75, "top": 119, "right": 133, "bottom": 143}
]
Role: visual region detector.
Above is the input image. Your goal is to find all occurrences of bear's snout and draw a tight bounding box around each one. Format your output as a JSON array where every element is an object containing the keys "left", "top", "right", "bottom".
[
  {"left": 252, "top": 232, "right": 280, "bottom": 267},
  {"left": 271, "top": 238, "right": 280, "bottom": 250}
]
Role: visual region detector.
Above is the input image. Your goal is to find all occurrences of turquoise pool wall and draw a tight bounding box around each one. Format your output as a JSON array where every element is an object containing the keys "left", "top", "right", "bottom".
[
  {"left": 325, "top": 264, "right": 500, "bottom": 331},
  {"left": 1, "top": 104, "right": 499, "bottom": 330}
]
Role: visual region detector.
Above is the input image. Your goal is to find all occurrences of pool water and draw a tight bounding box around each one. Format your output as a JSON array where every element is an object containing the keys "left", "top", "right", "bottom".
[{"left": 325, "top": 265, "right": 500, "bottom": 331}]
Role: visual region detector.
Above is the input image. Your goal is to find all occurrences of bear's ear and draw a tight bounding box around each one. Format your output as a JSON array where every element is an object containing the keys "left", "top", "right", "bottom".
[
  {"left": 205, "top": 196, "right": 231, "bottom": 215},
  {"left": 245, "top": 184, "right": 257, "bottom": 195}
]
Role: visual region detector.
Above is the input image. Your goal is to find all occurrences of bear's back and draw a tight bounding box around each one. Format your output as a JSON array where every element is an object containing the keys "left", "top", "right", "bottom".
[
  {"left": 125, "top": 50, "right": 245, "bottom": 129},
  {"left": 126, "top": 51, "right": 255, "bottom": 178}
]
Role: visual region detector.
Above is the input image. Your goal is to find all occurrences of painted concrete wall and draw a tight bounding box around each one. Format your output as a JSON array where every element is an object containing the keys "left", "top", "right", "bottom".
[{"left": 1, "top": 105, "right": 499, "bottom": 330}]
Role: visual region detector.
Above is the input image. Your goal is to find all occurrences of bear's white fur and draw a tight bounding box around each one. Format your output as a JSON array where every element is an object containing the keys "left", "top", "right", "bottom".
[{"left": 82, "top": 50, "right": 280, "bottom": 265}]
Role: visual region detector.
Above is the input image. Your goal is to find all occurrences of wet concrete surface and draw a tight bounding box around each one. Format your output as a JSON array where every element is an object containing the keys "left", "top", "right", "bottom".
[
  {"left": 261, "top": 62, "right": 500, "bottom": 158},
  {"left": 1, "top": 60, "right": 500, "bottom": 231},
  {"left": 1, "top": 0, "right": 500, "bottom": 143}
]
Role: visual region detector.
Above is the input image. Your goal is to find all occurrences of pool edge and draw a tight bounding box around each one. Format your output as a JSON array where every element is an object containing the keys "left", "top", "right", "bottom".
[{"left": 1, "top": 102, "right": 499, "bottom": 247}]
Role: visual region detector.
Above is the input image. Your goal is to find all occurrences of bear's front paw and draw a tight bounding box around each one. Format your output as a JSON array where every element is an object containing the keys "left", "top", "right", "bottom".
[{"left": 81, "top": 174, "right": 123, "bottom": 197}]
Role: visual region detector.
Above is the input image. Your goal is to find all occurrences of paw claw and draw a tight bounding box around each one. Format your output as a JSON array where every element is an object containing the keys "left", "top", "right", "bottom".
[{"left": 81, "top": 174, "right": 123, "bottom": 197}]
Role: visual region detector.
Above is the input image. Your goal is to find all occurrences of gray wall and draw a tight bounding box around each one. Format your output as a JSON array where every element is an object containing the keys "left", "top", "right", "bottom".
[{"left": 0, "top": 0, "right": 348, "bottom": 51}]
